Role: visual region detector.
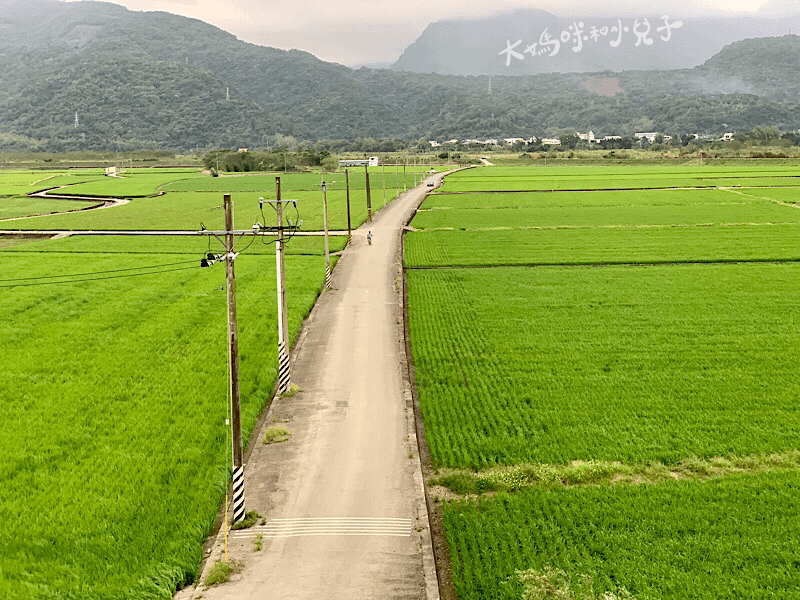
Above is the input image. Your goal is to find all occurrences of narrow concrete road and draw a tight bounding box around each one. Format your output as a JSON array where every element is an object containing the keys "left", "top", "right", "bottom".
[{"left": 180, "top": 176, "right": 444, "bottom": 600}]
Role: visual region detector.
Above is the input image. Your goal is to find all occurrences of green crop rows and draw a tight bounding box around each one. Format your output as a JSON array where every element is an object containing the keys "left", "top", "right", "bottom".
[
  {"left": 0, "top": 166, "right": 397, "bottom": 598},
  {"left": 445, "top": 472, "right": 800, "bottom": 599},
  {"left": 405, "top": 163, "right": 800, "bottom": 598},
  {"left": 3, "top": 167, "right": 421, "bottom": 233}
]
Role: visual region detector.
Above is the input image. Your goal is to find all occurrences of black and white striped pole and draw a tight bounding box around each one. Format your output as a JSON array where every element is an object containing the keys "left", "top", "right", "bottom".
[
  {"left": 223, "top": 194, "right": 246, "bottom": 524},
  {"left": 231, "top": 464, "right": 246, "bottom": 524},
  {"left": 320, "top": 180, "right": 332, "bottom": 289},
  {"left": 272, "top": 177, "right": 293, "bottom": 396}
]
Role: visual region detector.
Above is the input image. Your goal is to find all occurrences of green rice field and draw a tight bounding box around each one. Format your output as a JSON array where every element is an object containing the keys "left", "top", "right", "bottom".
[
  {"left": 405, "top": 162, "right": 800, "bottom": 599},
  {"left": 3, "top": 167, "right": 426, "bottom": 232},
  {"left": 0, "top": 166, "right": 398, "bottom": 598}
]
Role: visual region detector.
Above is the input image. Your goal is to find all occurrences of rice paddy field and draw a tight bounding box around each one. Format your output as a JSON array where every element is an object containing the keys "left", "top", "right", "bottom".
[
  {"left": 404, "top": 163, "right": 800, "bottom": 599},
  {"left": 0, "top": 165, "right": 410, "bottom": 598}
]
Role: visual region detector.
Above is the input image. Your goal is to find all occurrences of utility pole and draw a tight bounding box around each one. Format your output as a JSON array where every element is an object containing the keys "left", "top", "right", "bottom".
[
  {"left": 273, "top": 178, "right": 292, "bottom": 396},
  {"left": 257, "top": 179, "right": 296, "bottom": 398},
  {"left": 223, "top": 194, "right": 245, "bottom": 524},
  {"left": 345, "top": 169, "right": 352, "bottom": 240},
  {"left": 382, "top": 162, "right": 386, "bottom": 208},
  {"left": 320, "top": 180, "right": 333, "bottom": 288},
  {"left": 364, "top": 164, "right": 372, "bottom": 222}
]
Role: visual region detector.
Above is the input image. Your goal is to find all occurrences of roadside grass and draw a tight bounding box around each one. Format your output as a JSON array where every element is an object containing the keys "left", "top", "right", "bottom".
[
  {"left": 263, "top": 426, "right": 291, "bottom": 444},
  {"left": 430, "top": 450, "right": 800, "bottom": 496},
  {"left": 230, "top": 510, "right": 261, "bottom": 530},
  {"left": 204, "top": 560, "right": 242, "bottom": 587}
]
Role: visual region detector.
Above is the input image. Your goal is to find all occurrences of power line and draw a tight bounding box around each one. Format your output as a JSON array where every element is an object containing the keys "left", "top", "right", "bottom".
[
  {"left": 0, "top": 265, "right": 198, "bottom": 288},
  {"left": 0, "top": 259, "right": 199, "bottom": 283}
]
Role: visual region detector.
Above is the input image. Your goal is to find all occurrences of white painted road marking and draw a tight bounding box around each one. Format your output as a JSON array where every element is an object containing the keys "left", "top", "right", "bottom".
[{"left": 231, "top": 517, "right": 413, "bottom": 539}]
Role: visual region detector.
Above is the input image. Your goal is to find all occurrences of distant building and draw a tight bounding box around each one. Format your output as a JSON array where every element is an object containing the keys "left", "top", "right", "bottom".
[
  {"left": 721, "top": 132, "right": 735, "bottom": 141},
  {"left": 577, "top": 131, "right": 599, "bottom": 143},
  {"left": 541, "top": 138, "right": 561, "bottom": 146},
  {"left": 635, "top": 132, "right": 659, "bottom": 143},
  {"left": 339, "top": 156, "right": 379, "bottom": 168},
  {"left": 462, "top": 139, "right": 498, "bottom": 146},
  {"left": 429, "top": 140, "right": 442, "bottom": 147}
]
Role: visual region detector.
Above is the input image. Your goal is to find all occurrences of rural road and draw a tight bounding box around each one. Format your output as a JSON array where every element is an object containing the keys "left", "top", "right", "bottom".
[{"left": 179, "top": 175, "right": 446, "bottom": 600}]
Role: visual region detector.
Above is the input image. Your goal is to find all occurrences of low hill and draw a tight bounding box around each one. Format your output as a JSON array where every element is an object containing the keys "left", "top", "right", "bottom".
[{"left": 0, "top": 0, "right": 798, "bottom": 152}]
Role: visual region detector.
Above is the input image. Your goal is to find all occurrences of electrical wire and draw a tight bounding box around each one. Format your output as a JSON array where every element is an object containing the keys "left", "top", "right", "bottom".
[
  {"left": 0, "top": 265, "right": 198, "bottom": 288},
  {"left": 234, "top": 233, "right": 257, "bottom": 254},
  {"left": 0, "top": 259, "right": 200, "bottom": 283}
]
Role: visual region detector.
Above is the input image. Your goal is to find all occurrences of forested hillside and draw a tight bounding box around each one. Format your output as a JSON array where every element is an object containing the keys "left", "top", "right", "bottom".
[{"left": 0, "top": 0, "right": 798, "bottom": 152}]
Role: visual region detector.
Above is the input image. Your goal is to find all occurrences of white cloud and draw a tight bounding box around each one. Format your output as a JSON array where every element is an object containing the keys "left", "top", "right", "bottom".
[{"left": 68, "top": 0, "right": 783, "bottom": 65}]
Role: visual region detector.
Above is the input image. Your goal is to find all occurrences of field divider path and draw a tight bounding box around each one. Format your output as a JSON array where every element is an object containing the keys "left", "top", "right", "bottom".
[
  {"left": 0, "top": 187, "right": 131, "bottom": 223},
  {"left": 435, "top": 183, "right": 800, "bottom": 194},
  {"left": 428, "top": 449, "right": 800, "bottom": 500},
  {"left": 721, "top": 186, "right": 800, "bottom": 209},
  {"left": 405, "top": 257, "right": 800, "bottom": 270},
  {"left": 178, "top": 171, "right": 458, "bottom": 600}
]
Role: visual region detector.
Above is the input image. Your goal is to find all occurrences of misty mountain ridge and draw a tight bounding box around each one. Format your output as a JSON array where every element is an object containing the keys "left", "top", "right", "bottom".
[
  {"left": 392, "top": 8, "right": 800, "bottom": 75},
  {"left": 0, "top": 0, "right": 798, "bottom": 152}
]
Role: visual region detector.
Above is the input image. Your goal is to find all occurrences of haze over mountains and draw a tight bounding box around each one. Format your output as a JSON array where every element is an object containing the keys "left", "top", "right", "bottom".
[
  {"left": 392, "top": 9, "right": 800, "bottom": 75},
  {"left": 0, "top": 0, "right": 798, "bottom": 152}
]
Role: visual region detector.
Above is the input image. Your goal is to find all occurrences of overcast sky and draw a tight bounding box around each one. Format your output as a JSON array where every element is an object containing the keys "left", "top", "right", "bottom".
[{"left": 66, "top": 0, "right": 798, "bottom": 65}]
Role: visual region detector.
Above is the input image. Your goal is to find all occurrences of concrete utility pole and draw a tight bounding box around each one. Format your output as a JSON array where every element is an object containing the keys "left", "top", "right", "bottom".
[
  {"left": 274, "top": 178, "right": 291, "bottom": 396},
  {"left": 345, "top": 168, "right": 352, "bottom": 240},
  {"left": 364, "top": 165, "right": 372, "bottom": 222},
  {"left": 223, "top": 194, "right": 246, "bottom": 524},
  {"left": 320, "top": 178, "right": 333, "bottom": 289}
]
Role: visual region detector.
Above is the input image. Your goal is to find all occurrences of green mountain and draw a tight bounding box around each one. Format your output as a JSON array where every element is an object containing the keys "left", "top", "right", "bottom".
[{"left": 0, "top": 0, "right": 798, "bottom": 152}]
